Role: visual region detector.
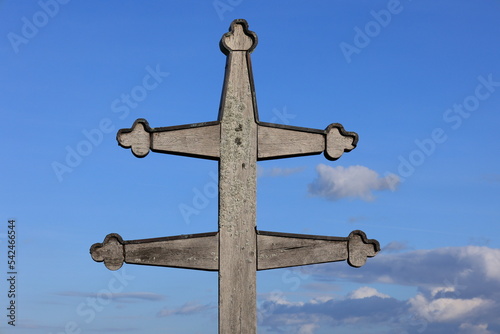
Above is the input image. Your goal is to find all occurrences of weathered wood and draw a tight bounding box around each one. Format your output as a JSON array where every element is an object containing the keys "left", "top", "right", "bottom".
[
  {"left": 90, "top": 232, "right": 219, "bottom": 271},
  {"left": 118, "top": 119, "right": 221, "bottom": 159},
  {"left": 218, "top": 20, "right": 258, "bottom": 334},
  {"left": 257, "top": 230, "right": 379, "bottom": 270},
  {"left": 91, "top": 19, "right": 380, "bottom": 334},
  {"left": 152, "top": 123, "right": 220, "bottom": 159},
  {"left": 258, "top": 125, "right": 325, "bottom": 160},
  {"left": 257, "top": 122, "right": 357, "bottom": 161},
  {"left": 116, "top": 121, "right": 151, "bottom": 158},
  {"left": 90, "top": 229, "right": 380, "bottom": 272},
  {"left": 90, "top": 233, "right": 125, "bottom": 271},
  {"left": 347, "top": 230, "right": 379, "bottom": 267},
  {"left": 324, "top": 123, "right": 358, "bottom": 160},
  {"left": 257, "top": 232, "right": 347, "bottom": 270}
]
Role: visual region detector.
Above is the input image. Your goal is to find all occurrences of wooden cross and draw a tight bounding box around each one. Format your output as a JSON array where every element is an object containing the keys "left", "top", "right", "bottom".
[{"left": 90, "top": 19, "right": 379, "bottom": 334}]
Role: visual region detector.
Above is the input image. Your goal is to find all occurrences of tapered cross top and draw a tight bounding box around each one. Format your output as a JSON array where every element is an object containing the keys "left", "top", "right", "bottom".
[{"left": 90, "top": 19, "right": 379, "bottom": 334}]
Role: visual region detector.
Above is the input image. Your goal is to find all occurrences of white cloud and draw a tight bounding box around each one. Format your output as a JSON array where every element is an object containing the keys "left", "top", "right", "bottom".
[
  {"left": 463, "top": 246, "right": 500, "bottom": 280},
  {"left": 308, "top": 164, "right": 400, "bottom": 201},
  {"left": 382, "top": 240, "right": 411, "bottom": 253},
  {"left": 309, "top": 296, "right": 334, "bottom": 304},
  {"left": 157, "top": 301, "right": 214, "bottom": 317},
  {"left": 267, "top": 292, "right": 304, "bottom": 307},
  {"left": 348, "top": 286, "right": 390, "bottom": 300},
  {"left": 259, "top": 293, "right": 404, "bottom": 332},
  {"left": 307, "top": 246, "right": 500, "bottom": 290},
  {"left": 298, "top": 323, "right": 318, "bottom": 334},
  {"left": 430, "top": 286, "right": 456, "bottom": 298},
  {"left": 409, "top": 294, "right": 494, "bottom": 322},
  {"left": 458, "top": 323, "right": 494, "bottom": 334},
  {"left": 260, "top": 245, "right": 500, "bottom": 333}
]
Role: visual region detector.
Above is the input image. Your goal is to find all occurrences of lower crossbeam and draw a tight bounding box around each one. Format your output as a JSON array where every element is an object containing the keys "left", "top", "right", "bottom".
[
  {"left": 257, "top": 230, "right": 379, "bottom": 269},
  {"left": 91, "top": 230, "right": 378, "bottom": 271},
  {"left": 90, "top": 232, "right": 219, "bottom": 271}
]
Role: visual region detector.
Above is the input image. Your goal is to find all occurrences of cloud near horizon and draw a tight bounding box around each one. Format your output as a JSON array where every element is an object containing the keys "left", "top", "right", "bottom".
[
  {"left": 259, "top": 245, "right": 500, "bottom": 334},
  {"left": 308, "top": 164, "right": 400, "bottom": 201}
]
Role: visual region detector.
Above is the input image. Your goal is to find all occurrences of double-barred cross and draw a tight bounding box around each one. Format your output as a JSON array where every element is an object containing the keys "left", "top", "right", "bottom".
[{"left": 90, "top": 19, "right": 379, "bottom": 334}]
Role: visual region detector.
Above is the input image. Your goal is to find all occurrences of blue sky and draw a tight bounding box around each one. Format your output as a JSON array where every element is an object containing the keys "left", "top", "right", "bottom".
[{"left": 1, "top": 1, "right": 500, "bottom": 333}]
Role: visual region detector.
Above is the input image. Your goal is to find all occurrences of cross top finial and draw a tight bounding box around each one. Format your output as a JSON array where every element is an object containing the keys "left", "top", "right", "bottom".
[{"left": 220, "top": 19, "right": 258, "bottom": 55}]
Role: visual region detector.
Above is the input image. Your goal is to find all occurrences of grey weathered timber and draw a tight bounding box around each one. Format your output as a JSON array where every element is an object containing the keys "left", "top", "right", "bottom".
[
  {"left": 90, "top": 19, "right": 380, "bottom": 334},
  {"left": 217, "top": 21, "right": 258, "bottom": 333},
  {"left": 257, "top": 230, "right": 378, "bottom": 269},
  {"left": 91, "top": 232, "right": 219, "bottom": 271},
  {"left": 90, "top": 230, "right": 377, "bottom": 271}
]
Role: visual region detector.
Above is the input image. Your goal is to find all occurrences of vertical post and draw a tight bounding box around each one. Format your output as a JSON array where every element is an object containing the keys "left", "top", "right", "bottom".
[{"left": 218, "top": 21, "right": 258, "bottom": 334}]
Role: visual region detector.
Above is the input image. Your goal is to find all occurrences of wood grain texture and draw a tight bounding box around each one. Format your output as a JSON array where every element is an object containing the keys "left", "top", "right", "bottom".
[
  {"left": 256, "top": 230, "right": 380, "bottom": 270},
  {"left": 125, "top": 233, "right": 219, "bottom": 270},
  {"left": 90, "top": 233, "right": 125, "bottom": 271},
  {"left": 257, "top": 233, "right": 348, "bottom": 270},
  {"left": 117, "top": 120, "right": 151, "bottom": 158},
  {"left": 151, "top": 123, "right": 220, "bottom": 159},
  {"left": 90, "top": 232, "right": 219, "bottom": 271},
  {"left": 91, "top": 18, "right": 380, "bottom": 334},
  {"left": 347, "top": 230, "right": 379, "bottom": 268},
  {"left": 324, "top": 124, "right": 357, "bottom": 160},
  {"left": 117, "top": 119, "right": 221, "bottom": 160},
  {"left": 258, "top": 125, "right": 324, "bottom": 160},
  {"left": 218, "top": 20, "right": 258, "bottom": 334}
]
